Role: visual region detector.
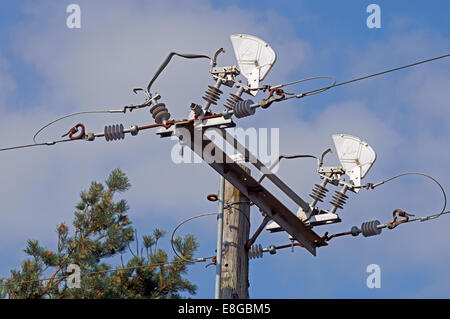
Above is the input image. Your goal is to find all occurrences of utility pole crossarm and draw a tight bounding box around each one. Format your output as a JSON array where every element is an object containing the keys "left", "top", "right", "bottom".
[{"left": 176, "top": 122, "right": 327, "bottom": 255}]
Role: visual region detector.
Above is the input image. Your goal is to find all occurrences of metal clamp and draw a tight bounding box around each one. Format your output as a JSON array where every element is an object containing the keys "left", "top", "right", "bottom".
[
  {"left": 62, "top": 123, "right": 85, "bottom": 140},
  {"left": 207, "top": 194, "right": 219, "bottom": 202},
  {"left": 259, "top": 88, "right": 285, "bottom": 109},
  {"left": 386, "top": 209, "right": 414, "bottom": 229}
]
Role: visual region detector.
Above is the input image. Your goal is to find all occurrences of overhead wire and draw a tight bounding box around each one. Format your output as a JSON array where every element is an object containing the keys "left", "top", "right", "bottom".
[
  {"left": 332, "top": 53, "right": 450, "bottom": 89},
  {"left": 258, "top": 153, "right": 319, "bottom": 183},
  {"left": 32, "top": 110, "right": 124, "bottom": 144},
  {"left": 0, "top": 254, "right": 215, "bottom": 289},
  {"left": 170, "top": 199, "right": 254, "bottom": 264},
  {"left": 286, "top": 53, "right": 450, "bottom": 99},
  {"left": 362, "top": 172, "right": 447, "bottom": 223},
  {"left": 0, "top": 53, "right": 448, "bottom": 153},
  {"left": 146, "top": 52, "right": 212, "bottom": 94}
]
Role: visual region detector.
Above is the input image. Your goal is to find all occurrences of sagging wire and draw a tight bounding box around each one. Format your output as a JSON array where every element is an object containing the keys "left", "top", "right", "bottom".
[
  {"left": 250, "top": 171, "right": 449, "bottom": 258},
  {"left": 1, "top": 51, "right": 449, "bottom": 153},
  {"left": 171, "top": 197, "right": 253, "bottom": 266},
  {"left": 2, "top": 50, "right": 213, "bottom": 151},
  {"left": 32, "top": 110, "right": 124, "bottom": 144},
  {"left": 31, "top": 90, "right": 162, "bottom": 145},
  {"left": 0, "top": 112, "right": 224, "bottom": 153},
  {"left": 360, "top": 172, "right": 447, "bottom": 223},
  {"left": 255, "top": 53, "right": 450, "bottom": 107},
  {"left": 170, "top": 212, "right": 218, "bottom": 264},
  {"left": 0, "top": 138, "right": 77, "bottom": 152},
  {"left": 258, "top": 154, "right": 318, "bottom": 183},
  {"left": 146, "top": 51, "right": 212, "bottom": 95},
  {"left": 224, "top": 201, "right": 252, "bottom": 226},
  {"left": 207, "top": 194, "right": 252, "bottom": 224}
]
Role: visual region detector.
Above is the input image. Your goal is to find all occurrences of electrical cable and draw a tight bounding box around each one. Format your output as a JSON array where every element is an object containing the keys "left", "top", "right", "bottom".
[
  {"left": 224, "top": 201, "right": 251, "bottom": 225},
  {"left": 366, "top": 172, "right": 446, "bottom": 216},
  {"left": 0, "top": 138, "right": 76, "bottom": 152},
  {"left": 272, "top": 76, "right": 336, "bottom": 90},
  {"left": 280, "top": 76, "right": 337, "bottom": 99},
  {"left": 258, "top": 154, "right": 319, "bottom": 183},
  {"left": 333, "top": 53, "right": 450, "bottom": 89},
  {"left": 291, "top": 53, "right": 450, "bottom": 99},
  {"left": 170, "top": 212, "right": 218, "bottom": 264},
  {"left": 363, "top": 172, "right": 447, "bottom": 223},
  {"left": 1, "top": 53, "right": 448, "bottom": 152},
  {"left": 0, "top": 112, "right": 224, "bottom": 153},
  {"left": 146, "top": 52, "right": 212, "bottom": 94},
  {"left": 170, "top": 200, "right": 253, "bottom": 264}
]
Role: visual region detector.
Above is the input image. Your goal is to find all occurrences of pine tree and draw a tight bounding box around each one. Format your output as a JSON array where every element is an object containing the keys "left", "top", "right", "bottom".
[{"left": 0, "top": 169, "right": 198, "bottom": 299}]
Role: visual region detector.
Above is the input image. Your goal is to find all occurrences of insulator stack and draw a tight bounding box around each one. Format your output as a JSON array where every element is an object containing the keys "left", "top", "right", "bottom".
[
  {"left": 104, "top": 124, "right": 125, "bottom": 141},
  {"left": 330, "top": 189, "right": 349, "bottom": 210},
  {"left": 224, "top": 93, "right": 243, "bottom": 110},
  {"left": 233, "top": 99, "right": 255, "bottom": 118},
  {"left": 361, "top": 220, "right": 382, "bottom": 237},
  {"left": 150, "top": 103, "right": 171, "bottom": 124},
  {"left": 309, "top": 183, "right": 329, "bottom": 203},
  {"left": 202, "top": 85, "right": 223, "bottom": 105},
  {"left": 248, "top": 244, "right": 263, "bottom": 259}
]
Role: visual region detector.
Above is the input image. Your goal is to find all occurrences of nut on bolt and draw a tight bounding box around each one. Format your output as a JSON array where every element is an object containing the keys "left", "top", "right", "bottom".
[{"left": 130, "top": 125, "right": 139, "bottom": 136}]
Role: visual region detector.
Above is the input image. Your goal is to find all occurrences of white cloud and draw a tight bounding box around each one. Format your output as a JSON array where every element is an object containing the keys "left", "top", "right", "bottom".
[
  {"left": 1, "top": 0, "right": 450, "bottom": 297},
  {"left": 0, "top": 55, "right": 16, "bottom": 103},
  {"left": 0, "top": 0, "right": 312, "bottom": 258}
]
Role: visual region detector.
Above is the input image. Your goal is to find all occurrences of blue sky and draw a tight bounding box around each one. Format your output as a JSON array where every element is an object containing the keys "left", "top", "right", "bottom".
[{"left": 0, "top": 0, "right": 449, "bottom": 298}]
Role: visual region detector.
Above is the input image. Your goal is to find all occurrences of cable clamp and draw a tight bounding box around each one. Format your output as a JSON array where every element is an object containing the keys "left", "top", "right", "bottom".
[
  {"left": 259, "top": 88, "right": 285, "bottom": 109},
  {"left": 205, "top": 256, "right": 216, "bottom": 268},
  {"left": 61, "top": 123, "right": 85, "bottom": 140},
  {"left": 361, "top": 182, "right": 375, "bottom": 190},
  {"left": 386, "top": 209, "right": 414, "bottom": 229}
]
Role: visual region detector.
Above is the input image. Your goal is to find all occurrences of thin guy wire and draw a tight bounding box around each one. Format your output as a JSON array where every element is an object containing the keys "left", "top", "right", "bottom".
[
  {"left": 224, "top": 202, "right": 251, "bottom": 225},
  {"left": 170, "top": 212, "right": 218, "bottom": 263},
  {"left": 170, "top": 201, "right": 252, "bottom": 263},
  {"left": 1, "top": 53, "right": 448, "bottom": 153},
  {"left": 368, "top": 172, "right": 447, "bottom": 221},
  {"left": 333, "top": 53, "right": 450, "bottom": 89},
  {"left": 258, "top": 154, "right": 318, "bottom": 183}
]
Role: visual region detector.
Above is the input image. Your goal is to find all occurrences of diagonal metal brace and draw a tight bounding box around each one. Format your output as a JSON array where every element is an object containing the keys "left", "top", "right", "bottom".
[{"left": 174, "top": 122, "right": 326, "bottom": 255}]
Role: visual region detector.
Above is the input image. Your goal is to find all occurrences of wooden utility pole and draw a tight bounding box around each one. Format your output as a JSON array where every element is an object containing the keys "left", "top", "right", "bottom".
[{"left": 220, "top": 166, "right": 251, "bottom": 299}]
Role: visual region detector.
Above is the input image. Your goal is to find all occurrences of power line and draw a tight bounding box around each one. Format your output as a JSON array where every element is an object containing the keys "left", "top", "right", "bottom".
[
  {"left": 33, "top": 110, "right": 124, "bottom": 144},
  {"left": 289, "top": 53, "right": 450, "bottom": 99},
  {"left": 334, "top": 53, "right": 450, "bottom": 88},
  {"left": 170, "top": 212, "right": 218, "bottom": 264},
  {"left": 170, "top": 202, "right": 251, "bottom": 264},
  {"left": 0, "top": 53, "right": 448, "bottom": 154},
  {"left": 0, "top": 254, "right": 214, "bottom": 289},
  {"left": 0, "top": 138, "right": 75, "bottom": 152}
]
